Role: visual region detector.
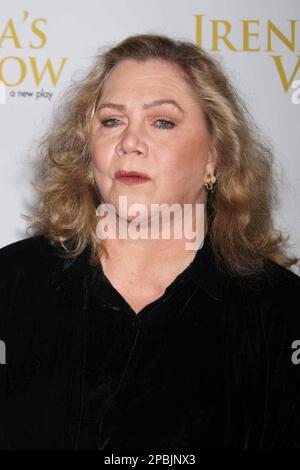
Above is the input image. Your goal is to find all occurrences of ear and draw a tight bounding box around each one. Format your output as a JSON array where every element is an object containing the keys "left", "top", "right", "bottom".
[{"left": 205, "top": 145, "right": 218, "bottom": 177}]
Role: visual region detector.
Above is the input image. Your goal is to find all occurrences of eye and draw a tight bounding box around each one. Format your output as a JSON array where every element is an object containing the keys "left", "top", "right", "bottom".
[
  {"left": 100, "top": 118, "right": 176, "bottom": 130},
  {"left": 101, "top": 118, "right": 121, "bottom": 127},
  {"left": 154, "top": 119, "right": 175, "bottom": 130}
]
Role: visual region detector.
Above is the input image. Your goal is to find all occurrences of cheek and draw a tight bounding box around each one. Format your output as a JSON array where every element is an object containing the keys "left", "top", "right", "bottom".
[
  {"left": 91, "top": 140, "right": 112, "bottom": 173},
  {"left": 161, "top": 136, "right": 207, "bottom": 176},
  {"left": 157, "top": 139, "right": 208, "bottom": 195}
]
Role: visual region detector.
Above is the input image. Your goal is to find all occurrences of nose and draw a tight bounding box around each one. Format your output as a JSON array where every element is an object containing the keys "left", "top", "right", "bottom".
[{"left": 115, "top": 124, "right": 148, "bottom": 157}]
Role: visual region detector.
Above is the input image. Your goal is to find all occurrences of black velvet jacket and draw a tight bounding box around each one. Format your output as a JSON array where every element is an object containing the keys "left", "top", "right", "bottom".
[{"left": 0, "top": 233, "right": 300, "bottom": 450}]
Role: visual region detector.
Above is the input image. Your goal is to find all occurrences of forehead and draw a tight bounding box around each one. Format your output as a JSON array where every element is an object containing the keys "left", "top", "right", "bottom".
[{"left": 101, "top": 59, "right": 194, "bottom": 99}]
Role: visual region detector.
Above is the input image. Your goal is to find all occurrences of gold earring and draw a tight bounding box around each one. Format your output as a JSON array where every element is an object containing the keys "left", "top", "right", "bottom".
[{"left": 204, "top": 174, "right": 216, "bottom": 191}]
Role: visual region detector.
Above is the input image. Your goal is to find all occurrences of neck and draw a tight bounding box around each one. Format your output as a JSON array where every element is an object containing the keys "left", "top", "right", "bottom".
[{"left": 98, "top": 202, "right": 208, "bottom": 274}]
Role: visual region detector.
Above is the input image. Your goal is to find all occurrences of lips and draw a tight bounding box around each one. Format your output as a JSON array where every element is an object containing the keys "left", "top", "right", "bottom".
[
  {"left": 115, "top": 170, "right": 150, "bottom": 179},
  {"left": 115, "top": 170, "right": 151, "bottom": 186}
]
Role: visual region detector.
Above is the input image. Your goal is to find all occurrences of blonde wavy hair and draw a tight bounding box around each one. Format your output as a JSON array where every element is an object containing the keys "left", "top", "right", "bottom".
[{"left": 23, "top": 33, "right": 299, "bottom": 277}]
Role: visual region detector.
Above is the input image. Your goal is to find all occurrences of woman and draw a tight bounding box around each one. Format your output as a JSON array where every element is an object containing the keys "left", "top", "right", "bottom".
[{"left": 0, "top": 33, "right": 300, "bottom": 450}]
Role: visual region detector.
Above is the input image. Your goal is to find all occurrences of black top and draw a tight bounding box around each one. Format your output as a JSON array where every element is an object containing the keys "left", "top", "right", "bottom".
[
  {"left": 76, "top": 234, "right": 221, "bottom": 450},
  {"left": 0, "top": 233, "right": 300, "bottom": 449}
]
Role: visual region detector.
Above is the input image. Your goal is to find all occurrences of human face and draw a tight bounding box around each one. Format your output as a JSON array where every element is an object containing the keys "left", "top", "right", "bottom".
[{"left": 90, "top": 58, "right": 217, "bottom": 223}]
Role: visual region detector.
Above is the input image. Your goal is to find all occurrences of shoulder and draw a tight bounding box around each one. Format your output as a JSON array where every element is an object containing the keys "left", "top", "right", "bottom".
[
  {"left": 246, "top": 259, "right": 300, "bottom": 340},
  {"left": 0, "top": 233, "right": 59, "bottom": 258},
  {"left": 259, "top": 260, "right": 300, "bottom": 322},
  {"left": 226, "top": 257, "right": 300, "bottom": 298},
  {"left": 0, "top": 235, "right": 86, "bottom": 335},
  {"left": 0, "top": 235, "right": 67, "bottom": 291},
  {"left": 264, "top": 257, "right": 300, "bottom": 286},
  {"left": 0, "top": 234, "right": 91, "bottom": 297},
  {"left": 258, "top": 259, "right": 300, "bottom": 301},
  {"left": 0, "top": 235, "right": 43, "bottom": 263},
  {"left": 223, "top": 258, "right": 300, "bottom": 333}
]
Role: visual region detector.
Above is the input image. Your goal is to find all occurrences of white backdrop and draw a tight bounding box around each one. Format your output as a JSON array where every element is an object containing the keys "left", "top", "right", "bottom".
[{"left": 1, "top": 0, "right": 299, "bottom": 273}]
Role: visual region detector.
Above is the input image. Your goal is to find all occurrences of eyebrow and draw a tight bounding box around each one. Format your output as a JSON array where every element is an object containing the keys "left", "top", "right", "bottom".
[{"left": 97, "top": 99, "right": 185, "bottom": 114}]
